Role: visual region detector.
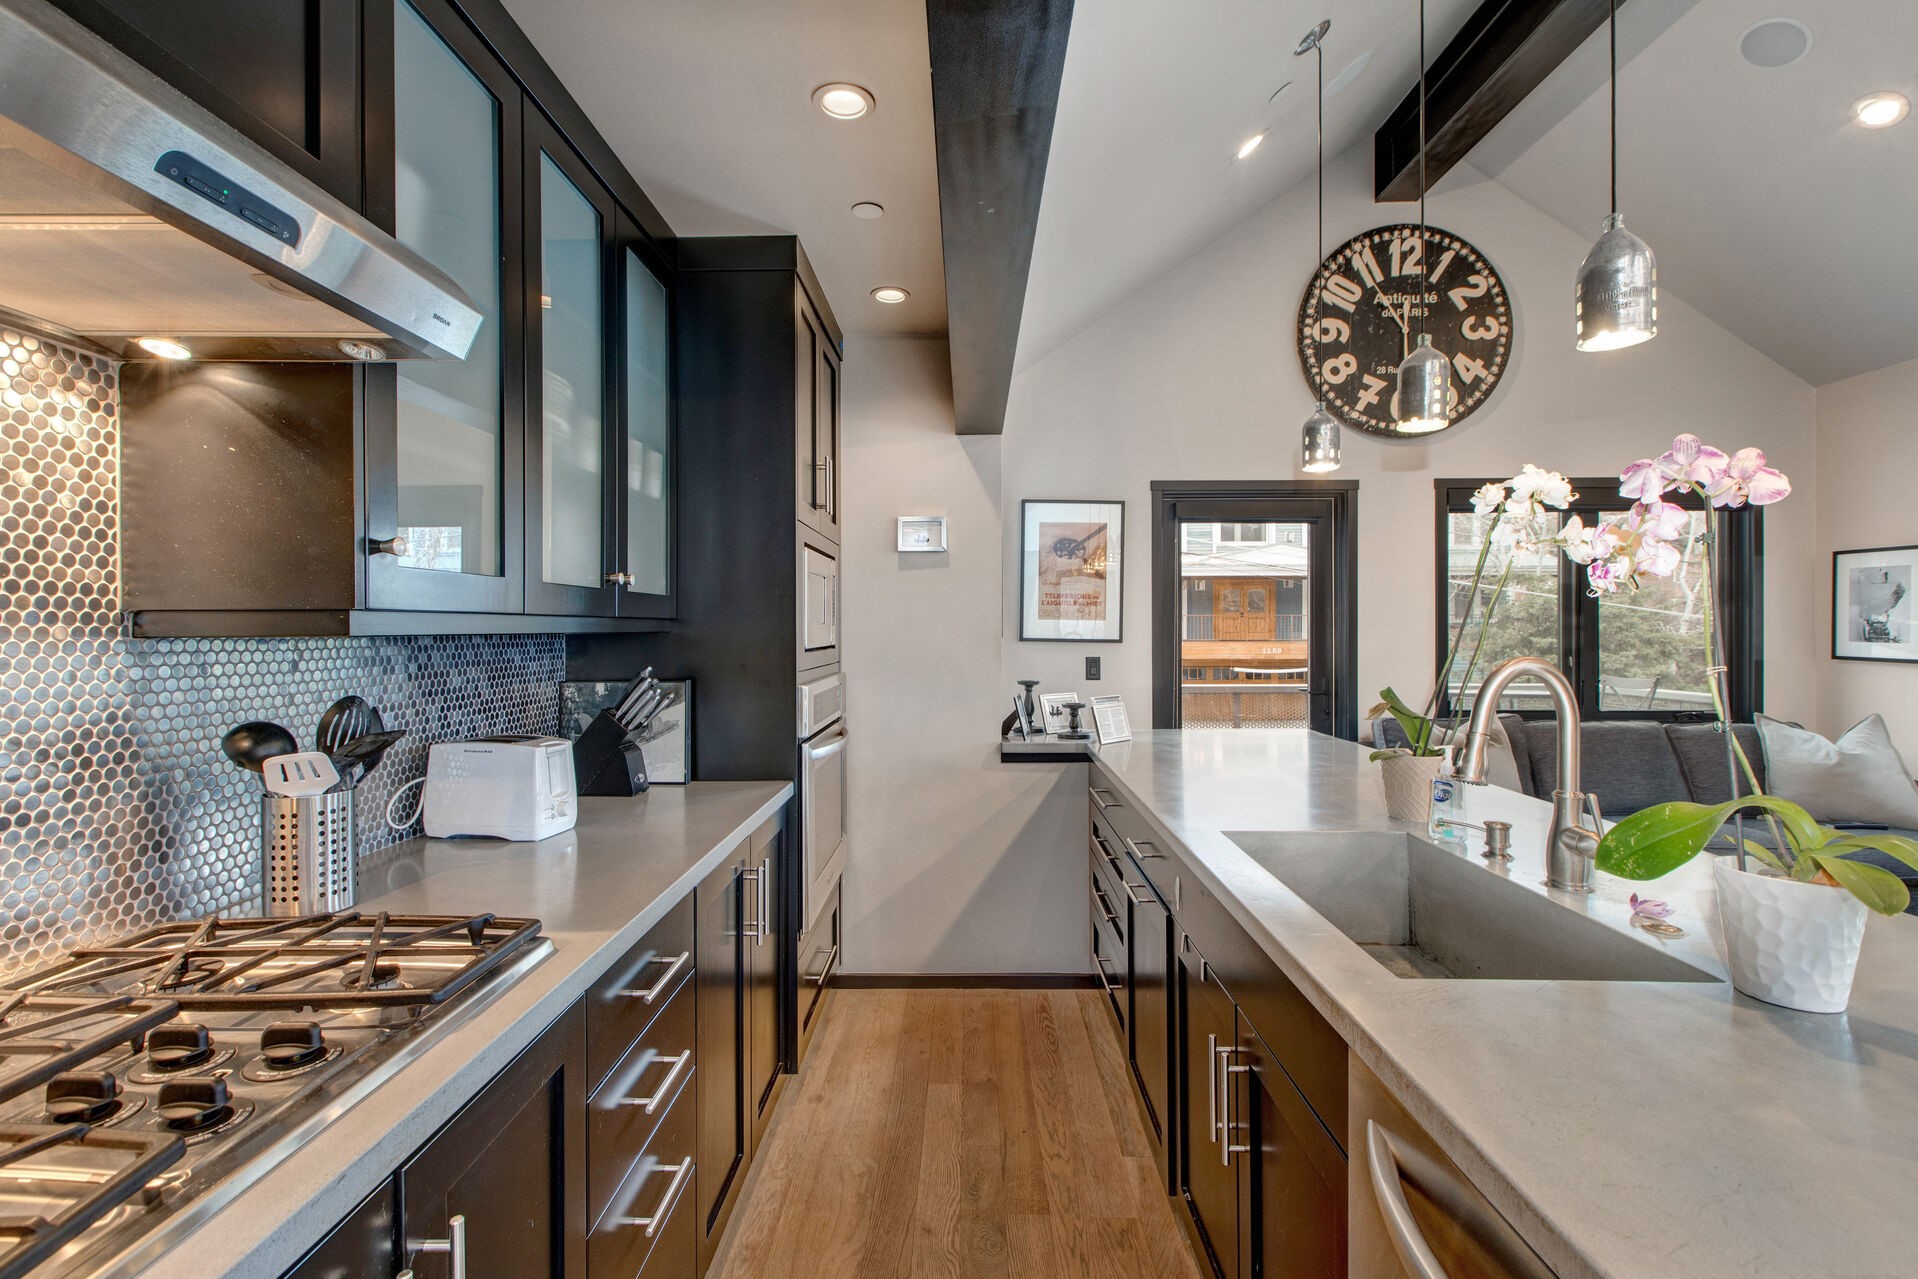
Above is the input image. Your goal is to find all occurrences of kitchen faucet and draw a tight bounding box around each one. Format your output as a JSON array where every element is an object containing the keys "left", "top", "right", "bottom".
[{"left": 1450, "top": 657, "right": 1603, "bottom": 892}]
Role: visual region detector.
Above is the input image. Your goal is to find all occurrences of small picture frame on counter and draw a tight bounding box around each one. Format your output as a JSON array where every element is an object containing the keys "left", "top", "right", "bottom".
[
  {"left": 1009, "top": 695, "right": 1034, "bottom": 741},
  {"left": 1038, "top": 691, "right": 1080, "bottom": 735},
  {"left": 1090, "top": 695, "right": 1131, "bottom": 744},
  {"left": 897, "top": 515, "right": 948, "bottom": 552},
  {"left": 561, "top": 678, "right": 694, "bottom": 783}
]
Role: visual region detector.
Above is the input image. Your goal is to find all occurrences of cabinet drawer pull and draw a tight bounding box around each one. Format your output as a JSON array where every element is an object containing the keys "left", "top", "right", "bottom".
[
  {"left": 1206, "top": 1032, "right": 1219, "bottom": 1144},
  {"left": 1122, "top": 881, "right": 1156, "bottom": 908},
  {"left": 620, "top": 1050, "right": 693, "bottom": 1114},
  {"left": 1090, "top": 882, "right": 1119, "bottom": 926},
  {"left": 807, "top": 943, "right": 839, "bottom": 986},
  {"left": 616, "top": 1157, "right": 696, "bottom": 1238},
  {"left": 409, "top": 1214, "right": 465, "bottom": 1279},
  {"left": 616, "top": 950, "right": 691, "bottom": 1004},
  {"left": 740, "top": 868, "right": 762, "bottom": 939},
  {"left": 1122, "top": 836, "right": 1164, "bottom": 860},
  {"left": 1089, "top": 787, "right": 1120, "bottom": 811},
  {"left": 1218, "top": 1045, "right": 1251, "bottom": 1166}
]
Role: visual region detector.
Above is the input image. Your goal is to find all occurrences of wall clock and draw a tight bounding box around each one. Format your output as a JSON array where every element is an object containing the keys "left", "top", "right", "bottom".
[{"left": 1297, "top": 224, "right": 1512, "bottom": 437}]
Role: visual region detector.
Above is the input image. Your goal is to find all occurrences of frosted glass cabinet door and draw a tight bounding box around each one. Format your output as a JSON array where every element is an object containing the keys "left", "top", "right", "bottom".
[
  {"left": 524, "top": 115, "right": 617, "bottom": 615},
  {"left": 622, "top": 244, "right": 672, "bottom": 608},
  {"left": 365, "top": 0, "right": 525, "bottom": 615}
]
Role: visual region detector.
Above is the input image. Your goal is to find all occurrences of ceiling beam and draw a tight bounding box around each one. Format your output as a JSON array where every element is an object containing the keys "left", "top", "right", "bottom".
[
  {"left": 926, "top": 0, "right": 1074, "bottom": 435},
  {"left": 1374, "top": 0, "right": 1626, "bottom": 202}
]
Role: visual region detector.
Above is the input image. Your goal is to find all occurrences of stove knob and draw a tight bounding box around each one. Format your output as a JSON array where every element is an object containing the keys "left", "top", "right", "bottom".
[
  {"left": 156, "top": 1076, "right": 230, "bottom": 1129},
  {"left": 260, "top": 1022, "right": 327, "bottom": 1069},
  {"left": 148, "top": 1023, "right": 214, "bottom": 1070},
  {"left": 45, "top": 1071, "right": 121, "bottom": 1122}
]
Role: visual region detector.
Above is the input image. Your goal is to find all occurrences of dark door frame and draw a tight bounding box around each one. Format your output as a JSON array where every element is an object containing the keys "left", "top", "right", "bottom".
[{"left": 1149, "top": 481, "right": 1360, "bottom": 740}]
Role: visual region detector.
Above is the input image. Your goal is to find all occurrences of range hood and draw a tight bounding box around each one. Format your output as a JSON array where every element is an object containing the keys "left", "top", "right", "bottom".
[{"left": 0, "top": 0, "right": 481, "bottom": 362}]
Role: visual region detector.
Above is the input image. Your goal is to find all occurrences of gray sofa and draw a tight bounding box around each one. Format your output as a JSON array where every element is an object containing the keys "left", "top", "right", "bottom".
[{"left": 1373, "top": 715, "right": 1918, "bottom": 910}]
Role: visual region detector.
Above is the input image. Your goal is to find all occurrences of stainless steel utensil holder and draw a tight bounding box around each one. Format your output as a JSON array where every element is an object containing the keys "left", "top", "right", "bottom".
[{"left": 263, "top": 792, "right": 357, "bottom": 916}]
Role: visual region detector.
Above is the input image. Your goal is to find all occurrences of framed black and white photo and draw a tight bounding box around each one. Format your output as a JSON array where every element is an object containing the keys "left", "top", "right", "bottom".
[
  {"left": 1833, "top": 546, "right": 1916, "bottom": 662},
  {"left": 1038, "top": 691, "right": 1080, "bottom": 735},
  {"left": 1020, "top": 500, "right": 1124, "bottom": 642},
  {"left": 1090, "top": 695, "right": 1132, "bottom": 745}
]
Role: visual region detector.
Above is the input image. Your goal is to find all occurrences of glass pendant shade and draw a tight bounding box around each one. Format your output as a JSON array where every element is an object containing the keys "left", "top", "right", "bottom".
[
  {"left": 1392, "top": 334, "right": 1451, "bottom": 434},
  {"left": 1575, "top": 212, "right": 1657, "bottom": 351},
  {"left": 1300, "top": 401, "right": 1341, "bottom": 472}
]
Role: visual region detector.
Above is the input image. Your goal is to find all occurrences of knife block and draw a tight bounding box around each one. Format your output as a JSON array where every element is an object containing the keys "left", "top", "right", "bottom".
[{"left": 573, "top": 709, "right": 650, "bottom": 796}]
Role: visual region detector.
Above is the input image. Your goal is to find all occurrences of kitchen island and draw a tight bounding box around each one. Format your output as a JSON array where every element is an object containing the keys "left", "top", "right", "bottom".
[
  {"left": 134, "top": 779, "right": 790, "bottom": 1279},
  {"left": 1055, "top": 729, "right": 1916, "bottom": 1278}
]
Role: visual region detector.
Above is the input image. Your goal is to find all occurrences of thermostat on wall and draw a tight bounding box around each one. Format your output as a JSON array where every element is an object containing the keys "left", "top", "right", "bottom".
[{"left": 897, "top": 515, "right": 948, "bottom": 552}]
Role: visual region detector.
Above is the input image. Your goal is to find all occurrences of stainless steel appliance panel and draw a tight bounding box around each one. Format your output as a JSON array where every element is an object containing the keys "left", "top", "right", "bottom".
[{"left": 799, "top": 721, "right": 847, "bottom": 933}]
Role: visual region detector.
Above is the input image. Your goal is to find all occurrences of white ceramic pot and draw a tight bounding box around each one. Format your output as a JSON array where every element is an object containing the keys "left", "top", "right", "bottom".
[
  {"left": 1712, "top": 857, "right": 1868, "bottom": 1014},
  {"left": 1378, "top": 753, "right": 1446, "bottom": 823}
]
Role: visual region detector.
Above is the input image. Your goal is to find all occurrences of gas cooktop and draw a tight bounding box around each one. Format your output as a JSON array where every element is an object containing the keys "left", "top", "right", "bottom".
[{"left": 0, "top": 910, "right": 549, "bottom": 1279}]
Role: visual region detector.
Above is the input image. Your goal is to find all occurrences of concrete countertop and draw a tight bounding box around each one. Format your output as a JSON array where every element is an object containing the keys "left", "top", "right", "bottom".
[
  {"left": 1063, "top": 729, "right": 1916, "bottom": 1279},
  {"left": 135, "top": 779, "right": 791, "bottom": 1279}
]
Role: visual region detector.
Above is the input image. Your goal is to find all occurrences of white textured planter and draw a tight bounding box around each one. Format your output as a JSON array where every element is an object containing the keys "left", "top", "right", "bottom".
[
  {"left": 1713, "top": 857, "right": 1868, "bottom": 1014},
  {"left": 1378, "top": 754, "right": 1445, "bottom": 823}
]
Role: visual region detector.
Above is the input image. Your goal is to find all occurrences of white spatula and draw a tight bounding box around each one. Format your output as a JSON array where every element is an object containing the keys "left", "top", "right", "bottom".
[{"left": 261, "top": 751, "right": 341, "bottom": 798}]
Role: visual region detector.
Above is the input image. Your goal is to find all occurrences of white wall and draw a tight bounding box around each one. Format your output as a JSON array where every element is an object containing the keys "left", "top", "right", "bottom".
[
  {"left": 1816, "top": 356, "right": 1918, "bottom": 751},
  {"left": 839, "top": 150, "right": 1824, "bottom": 974},
  {"left": 838, "top": 337, "right": 1090, "bottom": 974},
  {"left": 999, "top": 149, "right": 1821, "bottom": 735}
]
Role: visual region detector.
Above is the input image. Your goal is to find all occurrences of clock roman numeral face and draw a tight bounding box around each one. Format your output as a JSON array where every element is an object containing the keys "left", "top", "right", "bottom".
[{"left": 1297, "top": 225, "right": 1512, "bottom": 437}]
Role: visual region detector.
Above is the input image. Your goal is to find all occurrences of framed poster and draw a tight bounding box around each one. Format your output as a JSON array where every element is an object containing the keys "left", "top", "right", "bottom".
[
  {"left": 1020, "top": 500, "right": 1124, "bottom": 642},
  {"left": 1090, "top": 695, "right": 1132, "bottom": 744},
  {"left": 1833, "top": 546, "right": 1917, "bottom": 662}
]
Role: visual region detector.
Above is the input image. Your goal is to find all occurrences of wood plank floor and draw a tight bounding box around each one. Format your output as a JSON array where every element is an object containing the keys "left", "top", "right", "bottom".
[{"left": 713, "top": 988, "right": 1206, "bottom": 1279}]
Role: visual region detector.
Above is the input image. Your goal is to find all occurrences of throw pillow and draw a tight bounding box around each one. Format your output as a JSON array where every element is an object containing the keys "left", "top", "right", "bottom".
[{"left": 1756, "top": 713, "right": 1918, "bottom": 828}]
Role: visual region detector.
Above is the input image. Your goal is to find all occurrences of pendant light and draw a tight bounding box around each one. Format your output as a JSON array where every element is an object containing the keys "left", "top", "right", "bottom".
[
  {"left": 1574, "top": 0, "right": 1656, "bottom": 351},
  {"left": 1392, "top": 0, "right": 1451, "bottom": 434},
  {"left": 1296, "top": 19, "right": 1341, "bottom": 473}
]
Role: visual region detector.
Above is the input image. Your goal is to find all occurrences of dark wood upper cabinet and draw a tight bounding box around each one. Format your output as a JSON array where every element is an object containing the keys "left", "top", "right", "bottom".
[
  {"left": 46, "top": 0, "right": 362, "bottom": 206},
  {"left": 362, "top": 0, "right": 528, "bottom": 617},
  {"left": 111, "top": 0, "right": 676, "bottom": 636},
  {"left": 521, "top": 110, "right": 621, "bottom": 618},
  {"left": 796, "top": 294, "right": 842, "bottom": 542}
]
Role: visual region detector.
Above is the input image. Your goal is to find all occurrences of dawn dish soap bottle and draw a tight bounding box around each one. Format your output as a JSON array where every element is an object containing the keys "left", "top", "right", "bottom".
[{"left": 1427, "top": 745, "right": 1467, "bottom": 844}]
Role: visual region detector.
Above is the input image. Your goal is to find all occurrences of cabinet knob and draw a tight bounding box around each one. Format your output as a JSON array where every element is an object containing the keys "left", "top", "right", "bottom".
[
  {"left": 368, "top": 535, "right": 410, "bottom": 558},
  {"left": 604, "top": 570, "right": 633, "bottom": 586}
]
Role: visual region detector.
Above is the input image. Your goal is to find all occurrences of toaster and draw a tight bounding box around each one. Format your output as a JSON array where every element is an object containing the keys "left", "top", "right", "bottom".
[{"left": 424, "top": 735, "right": 578, "bottom": 842}]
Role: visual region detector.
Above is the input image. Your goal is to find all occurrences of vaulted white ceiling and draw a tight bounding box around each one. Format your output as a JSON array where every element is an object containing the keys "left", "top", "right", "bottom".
[
  {"left": 498, "top": 0, "right": 945, "bottom": 338},
  {"left": 1479, "top": 0, "right": 1918, "bottom": 387},
  {"left": 1015, "top": 0, "right": 1484, "bottom": 374}
]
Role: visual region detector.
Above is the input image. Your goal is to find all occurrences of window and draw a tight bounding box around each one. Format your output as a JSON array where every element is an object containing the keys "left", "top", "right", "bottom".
[{"left": 1434, "top": 480, "right": 1761, "bottom": 721}]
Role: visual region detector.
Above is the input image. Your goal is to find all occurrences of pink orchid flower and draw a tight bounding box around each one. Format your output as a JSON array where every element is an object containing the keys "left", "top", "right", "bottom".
[
  {"left": 1619, "top": 434, "right": 1732, "bottom": 501},
  {"left": 1629, "top": 893, "right": 1675, "bottom": 919},
  {"left": 1707, "top": 447, "right": 1791, "bottom": 508}
]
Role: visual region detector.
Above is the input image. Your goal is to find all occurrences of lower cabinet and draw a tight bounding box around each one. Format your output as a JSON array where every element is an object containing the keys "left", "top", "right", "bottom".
[
  {"left": 1180, "top": 941, "right": 1242, "bottom": 1277},
  {"left": 694, "top": 840, "right": 750, "bottom": 1273},
  {"left": 279, "top": 1181, "right": 397, "bottom": 1279},
  {"left": 746, "top": 818, "right": 784, "bottom": 1148},
  {"left": 396, "top": 1002, "right": 589, "bottom": 1279},
  {"left": 1238, "top": 1011, "right": 1346, "bottom": 1277},
  {"left": 1121, "top": 848, "right": 1173, "bottom": 1159}
]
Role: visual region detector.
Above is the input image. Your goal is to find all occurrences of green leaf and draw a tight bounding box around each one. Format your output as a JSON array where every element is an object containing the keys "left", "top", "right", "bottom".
[
  {"left": 1821, "top": 832, "right": 1918, "bottom": 876},
  {"left": 1372, "top": 687, "right": 1440, "bottom": 758},
  {"left": 1596, "top": 794, "right": 1828, "bottom": 882},
  {"left": 1596, "top": 801, "right": 1744, "bottom": 880},
  {"left": 1802, "top": 852, "right": 1912, "bottom": 916}
]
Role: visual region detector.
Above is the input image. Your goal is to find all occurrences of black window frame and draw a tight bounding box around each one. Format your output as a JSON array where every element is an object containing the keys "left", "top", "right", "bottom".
[{"left": 1433, "top": 478, "right": 1763, "bottom": 723}]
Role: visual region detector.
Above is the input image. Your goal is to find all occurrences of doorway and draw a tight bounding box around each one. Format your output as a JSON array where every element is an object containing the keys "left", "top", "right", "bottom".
[{"left": 1150, "top": 483, "right": 1358, "bottom": 738}]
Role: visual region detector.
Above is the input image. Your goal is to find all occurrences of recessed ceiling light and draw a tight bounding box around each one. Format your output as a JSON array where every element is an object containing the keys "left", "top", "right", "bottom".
[
  {"left": 813, "top": 83, "right": 875, "bottom": 120},
  {"left": 1236, "top": 132, "right": 1266, "bottom": 160},
  {"left": 135, "top": 337, "right": 192, "bottom": 360},
  {"left": 1738, "top": 19, "right": 1813, "bottom": 69},
  {"left": 871, "top": 286, "right": 909, "bottom": 304},
  {"left": 1852, "top": 91, "right": 1910, "bottom": 128},
  {"left": 851, "top": 202, "right": 885, "bottom": 220}
]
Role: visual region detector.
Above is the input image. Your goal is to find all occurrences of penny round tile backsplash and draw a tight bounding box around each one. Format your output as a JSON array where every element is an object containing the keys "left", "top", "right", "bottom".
[{"left": 0, "top": 328, "right": 562, "bottom": 974}]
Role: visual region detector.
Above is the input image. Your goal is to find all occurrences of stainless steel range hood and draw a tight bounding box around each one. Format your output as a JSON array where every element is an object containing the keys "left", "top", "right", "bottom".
[{"left": 0, "top": 0, "right": 481, "bottom": 362}]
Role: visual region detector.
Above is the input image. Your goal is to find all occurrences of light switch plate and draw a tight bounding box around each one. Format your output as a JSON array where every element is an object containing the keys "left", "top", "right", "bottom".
[{"left": 1086, "top": 656, "right": 1101, "bottom": 680}]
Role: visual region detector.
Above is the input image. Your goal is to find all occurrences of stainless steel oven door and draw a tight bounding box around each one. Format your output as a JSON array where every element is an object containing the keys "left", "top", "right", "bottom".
[{"left": 800, "top": 722, "right": 848, "bottom": 933}]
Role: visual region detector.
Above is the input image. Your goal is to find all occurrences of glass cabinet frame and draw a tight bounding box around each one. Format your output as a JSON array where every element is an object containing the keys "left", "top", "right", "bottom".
[
  {"left": 615, "top": 211, "right": 676, "bottom": 619},
  {"left": 361, "top": 0, "right": 527, "bottom": 616}
]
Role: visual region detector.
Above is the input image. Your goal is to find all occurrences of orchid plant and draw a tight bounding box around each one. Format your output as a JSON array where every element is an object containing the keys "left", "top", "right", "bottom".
[
  {"left": 1370, "top": 465, "right": 1578, "bottom": 762},
  {"left": 1560, "top": 435, "right": 1918, "bottom": 915}
]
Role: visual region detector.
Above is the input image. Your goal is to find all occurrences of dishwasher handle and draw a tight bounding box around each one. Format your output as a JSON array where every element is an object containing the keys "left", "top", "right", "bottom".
[{"left": 1366, "top": 1120, "right": 1557, "bottom": 1279}]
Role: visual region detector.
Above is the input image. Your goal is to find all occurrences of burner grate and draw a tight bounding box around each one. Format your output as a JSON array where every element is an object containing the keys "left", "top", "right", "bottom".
[
  {"left": 0, "top": 1123, "right": 184, "bottom": 1279},
  {"left": 0, "top": 996, "right": 180, "bottom": 1109},
  {"left": 14, "top": 913, "right": 544, "bottom": 1010}
]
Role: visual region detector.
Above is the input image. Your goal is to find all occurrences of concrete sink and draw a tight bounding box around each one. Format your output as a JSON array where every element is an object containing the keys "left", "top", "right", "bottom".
[{"left": 1228, "top": 831, "right": 1718, "bottom": 983}]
